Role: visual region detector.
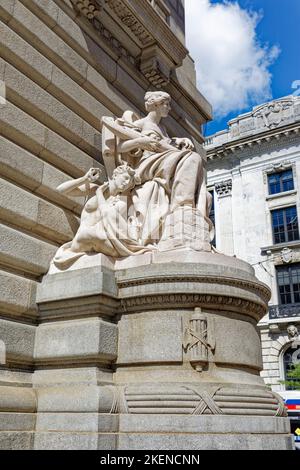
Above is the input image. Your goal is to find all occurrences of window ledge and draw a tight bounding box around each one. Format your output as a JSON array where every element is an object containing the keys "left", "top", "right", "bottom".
[
  {"left": 261, "top": 239, "right": 300, "bottom": 254},
  {"left": 266, "top": 189, "right": 297, "bottom": 201}
]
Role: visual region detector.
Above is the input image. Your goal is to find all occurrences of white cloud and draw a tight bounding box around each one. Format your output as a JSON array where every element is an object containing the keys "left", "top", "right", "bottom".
[{"left": 185, "top": 0, "right": 280, "bottom": 118}]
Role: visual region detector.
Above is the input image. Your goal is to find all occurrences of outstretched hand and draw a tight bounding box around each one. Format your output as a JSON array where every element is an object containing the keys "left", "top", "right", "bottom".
[{"left": 85, "top": 168, "right": 102, "bottom": 183}]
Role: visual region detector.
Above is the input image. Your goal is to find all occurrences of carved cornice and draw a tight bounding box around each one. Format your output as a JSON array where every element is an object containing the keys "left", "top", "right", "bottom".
[
  {"left": 104, "top": 0, "right": 153, "bottom": 46},
  {"left": 105, "top": 0, "right": 188, "bottom": 63},
  {"left": 120, "top": 293, "right": 266, "bottom": 320},
  {"left": 117, "top": 274, "right": 270, "bottom": 302},
  {"left": 207, "top": 124, "right": 300, "bottom": 160}
]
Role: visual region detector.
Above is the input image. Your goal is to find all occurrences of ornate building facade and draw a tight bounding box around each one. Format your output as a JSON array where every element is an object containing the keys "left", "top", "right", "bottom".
[{"left": 206, "top": 96, "right": 300, "bottom": 396}]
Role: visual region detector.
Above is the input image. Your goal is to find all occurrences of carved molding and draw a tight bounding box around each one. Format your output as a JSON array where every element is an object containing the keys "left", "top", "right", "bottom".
[
  {"left": 71, "top": 0, "right": 103, "bottom": 19},
  {"left": 215, "top": 179, "right": 232, "bottom": 197},
  {"left": 105, "top": 0, "right": 153, "bottom": 46},
  {"left": 263, "top": 160, "right": 295, "bottom": 183},
  {"left": 120, "top": 293, "right": 266, "bottom": 319},
  {"left": 92, "top": 16, "right": 136, "bottom": 64},
  {"left": 207, "top": 124, "right": 300, "bottom": 160},
  {"left": 117, "top": 274, "right": 270, "bottom": 301}
]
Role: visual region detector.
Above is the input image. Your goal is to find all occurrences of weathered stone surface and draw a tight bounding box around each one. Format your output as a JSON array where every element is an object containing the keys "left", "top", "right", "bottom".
[
  {"left": 34, "top": 319, "right": 118, "bottom": 363},
  {"left": 0, "top": 319, "right": 35, "bottom": 365},
  {"left": 0, "top": 270, "right": 37, "bottom": 318},
  {"left": 118, "top": 311, "right": 183, "bottom": 364},
  {"left": 34, "top": 432, "right": 117, "bottom": 450},
  {"left": 0, "top": 413, "right": 36, "bottom": 431},
  {"left": 0, "top": 432, "right": 34, "bottom": 450},
  {"left": 0, "top": 223, "right": 56, "bottom": 275},
  {"left": 36, "top": 266, "right": 117, "bottom": 304},
  {"left": 0, "top": 386, "right": 36, "bottom": 412},
  {"left": 36, "top": 385, "right": 114, "bottom": 413},
  {"left": 10, "top": 1, "right": 88, "bottom": 82},
  {"left": 35, "top": 413, "right": 118, "bottom": 432},
  {"left": 118, "top": 433, "right": 294, "bottom": 450},
  {"left": 0, "top": 177, "right": 78, "bottom": 244}
]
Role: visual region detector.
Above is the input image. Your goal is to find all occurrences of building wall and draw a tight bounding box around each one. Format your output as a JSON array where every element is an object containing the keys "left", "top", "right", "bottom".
[
  {"left": 206, "top": 96, "right": 300, "bottom": 392},
  {"left": 0, "top": 0, "right": 212, "bottom": 444}
]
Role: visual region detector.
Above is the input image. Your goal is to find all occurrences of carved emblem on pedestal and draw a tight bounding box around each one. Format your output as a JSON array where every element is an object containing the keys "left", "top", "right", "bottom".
[{"left": 183, "top": 308, "right": 215, "bottom": 372}]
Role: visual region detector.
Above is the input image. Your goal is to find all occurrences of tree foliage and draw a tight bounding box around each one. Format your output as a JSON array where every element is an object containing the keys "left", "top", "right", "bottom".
[{"left": 280, "top": 363, "right": 300, "bottom": 390}]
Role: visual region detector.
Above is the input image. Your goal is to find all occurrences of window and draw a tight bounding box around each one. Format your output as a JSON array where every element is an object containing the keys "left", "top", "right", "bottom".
[
  {"left": 283, "top": 345, "right": 300, "bottom": 390},
  {"left": 268, "top": 169, "right": 294, "bottom": 195},
  {"left": 271, "top": 206, "right": 299, "bottom": 244},
  {"left": 276, "top": 263, "right": 300, "bottom": 305}
]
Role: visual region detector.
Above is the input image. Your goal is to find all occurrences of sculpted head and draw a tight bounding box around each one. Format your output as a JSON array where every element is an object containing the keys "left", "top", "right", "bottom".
[
  {"left": 111, "top": 164, "right": 141, "bottom": 193},
  {"left": 287, "top": 325, "right": 298, "bottom": 338},
  {"left": 144, "top": 91, "right": 171, "bottom": 117}
]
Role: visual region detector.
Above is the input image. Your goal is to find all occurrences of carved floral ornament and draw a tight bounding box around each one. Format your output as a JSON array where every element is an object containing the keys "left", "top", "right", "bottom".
[
  {"left": 253, "top": 99, "right": 294, "bottom": 130},
  {"left": 71, "top": 0, "right": 103, "bottom": 19},
  {"left": 263, "top": 160, "right": 295, "bottom": 183},
  {"left": 215, "top": 179, "right": 232, "bottom": 197}
]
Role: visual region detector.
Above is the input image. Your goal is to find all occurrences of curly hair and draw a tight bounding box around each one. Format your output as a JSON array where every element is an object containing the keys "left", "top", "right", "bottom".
[
  {"left": 112, "top": 164, "right": 141, "bottom": 188},
  {"left": 144, "top": 91, "right": 171, "bottom": 112}
]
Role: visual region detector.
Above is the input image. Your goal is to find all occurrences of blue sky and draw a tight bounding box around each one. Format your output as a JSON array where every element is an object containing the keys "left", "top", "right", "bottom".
[{"left": 185, "top": 0, "right": 300, "bottom": 136}]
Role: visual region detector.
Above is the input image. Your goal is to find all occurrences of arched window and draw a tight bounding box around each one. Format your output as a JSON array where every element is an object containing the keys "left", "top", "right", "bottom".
[{"left": 283, "top": 345, "right": 300, "bottom": 390}]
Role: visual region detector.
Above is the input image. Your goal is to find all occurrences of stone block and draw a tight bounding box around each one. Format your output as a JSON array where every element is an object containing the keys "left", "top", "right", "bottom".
[
  {"left": 1, "top": 101, "right": 46, "bottom": 155},
  {"left": 0, "top": 319, "right": 35, "bottom": 364},
  {"left": 36, "top": 384, "right": 114, "bottom": 413},
  {"left": 0, "top": 20, "right": 53, "bottom": 88},
  {"left": 35, "top": 413, "right": 118, "bottom": 432},
  {"left": 34, "top": 318, "right": 118, "bottom": 363},
  {"left": 42, "top": 128, "right": 104, "bottom": 178},
  {"left": 34, "top": 432, "right": 117, "bottom": 450},
  {"left": 0, "top": 223, "right": 56, "bottom": 275},
  {"left": 0, "top": 177, "right": 39, "bottom": 230},
  {"left": 0, "top": 0, "right": 16, "bottom": 24},
  {"left": 36, "top": 198, "right": 79, "bottom": 243},
  {"left": 36, "top": 266, "right": 117, "bottom": 304},
  {"left": 118, "top": 311, "right": 183, "bottom": 364},
  {"left": 0, "top": 386, "right": 36, "bottom": 412},
  {"left": 0, "top": 413, "right": 35, "bottom": 431},
  {"left": 117, "top": 433, "right": 293, "bottom": 450},
  {"left": 38, "top": 161, "right": 82, "bottom": 212},
  {"left": 0, "top": 177, "right": 78, "bottom": 244},
  {"left": 22, "top": 0, "right": 59, "bottom": 28},
  {"left": 0, "top": 138, "right": 44, "bottom": 190},
  {"left": 213, "top": 315, "right": 263, "bottom": 369},
  {"left": 118, "top": 414, "right": 290, "bottom": 434},
  {"left": 0, "top": 432, "right": 34, "bottom": 450},
  {"left": 48, "top": 66, "right": 109, "bottom": 128},
  {"left": 11, "top": 1, "right": 88, "bottom": 83},
  {"left": 33, "top": 367, "right": 113, "bottom": 387},
  {"left": 0, "top": 270, "right": 37, "bottom": 318},
  {"left": 4, "top": 62, "right": 84, "bottom": 144}
]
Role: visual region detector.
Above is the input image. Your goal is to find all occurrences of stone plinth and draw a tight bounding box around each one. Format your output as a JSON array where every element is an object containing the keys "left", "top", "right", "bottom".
[{"left": 6, "top": 251, "right": 293, "bottom": 450}]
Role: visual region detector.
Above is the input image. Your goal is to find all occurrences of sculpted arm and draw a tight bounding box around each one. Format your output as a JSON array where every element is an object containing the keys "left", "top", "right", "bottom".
[
  {"left": 56, "top": 168, "right": 102, "bottom": 197},
  {"left": 117, "top": 136, "right": 176, "bottom": 154}
]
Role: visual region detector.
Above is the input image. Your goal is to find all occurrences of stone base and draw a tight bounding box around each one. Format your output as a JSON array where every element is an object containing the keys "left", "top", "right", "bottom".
[
  {"left": 31, "top": 414, "right": 293, "bottom": 450},
  {"left": 1, "top": 251, "right": 294, "bottom": 450}
]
